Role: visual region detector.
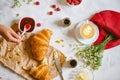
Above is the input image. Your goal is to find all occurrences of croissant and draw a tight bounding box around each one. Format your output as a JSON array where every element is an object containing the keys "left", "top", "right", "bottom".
[
  {"left": 29, "top": 64, "right": 51, "bottom": 80},
  {"left": 31, "top": 29, "right": 53, "bottom": 61}
]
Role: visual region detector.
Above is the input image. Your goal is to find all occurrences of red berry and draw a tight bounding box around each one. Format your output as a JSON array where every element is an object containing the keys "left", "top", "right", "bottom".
[
  {"left": 36, "top": 23, "right": 41, "bottom": 27},
  {"left": 35, "top": 1, "right": 40, "bottom": 5},
  {"left": 56, "top": 7, "right": 61, "bottom": 11},
  {"left": 79, "top": 0, "right": 82, "bottom": 3},
  {"left": 51, "top": 4, "right": 56, "bottom": 8},
  {"left": 66, "top": 0, "right": 72, "bottom": 4},
  {"left": 73, "top": 0, "right": 80, "bottom": 5},
  {"left": 48, "top": 11, "right": 53, "bottom": 15}
]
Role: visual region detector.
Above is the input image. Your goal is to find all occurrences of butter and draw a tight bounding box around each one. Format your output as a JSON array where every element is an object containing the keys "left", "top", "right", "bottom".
[
  {"left": 80, "top": 24, "right": 95, "bottom": 39},
  {"left": 76, "top": 71, "right": 90, "bottom": 80}
]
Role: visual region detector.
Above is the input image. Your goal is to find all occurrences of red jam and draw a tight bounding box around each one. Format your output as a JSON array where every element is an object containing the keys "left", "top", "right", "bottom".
[
  {"left": 25, "top": 23, "right": 31, "bottom": 30},
  {"left": 19, "top": 17, "right": 35, "bottom": 32}
]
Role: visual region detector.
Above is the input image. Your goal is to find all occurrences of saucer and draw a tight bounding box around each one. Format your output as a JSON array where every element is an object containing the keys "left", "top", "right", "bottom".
[{"left": 75, "top": 20, "right": 99, "bottom": 45}]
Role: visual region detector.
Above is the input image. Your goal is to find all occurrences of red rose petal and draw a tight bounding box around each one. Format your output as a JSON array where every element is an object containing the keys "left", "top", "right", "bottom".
[
  {"left": 35, "top": 1, "right": 40, "bottom": 5},
  {"left": 36, "top": 23, "right": 41, "bottom": 27},
  {"left": 51, "top": 4, "right": 56, "bottom": 8},
  {"left": 48, "top": 11, "right": 53, "bottom": 15},
  {"left": 56, "top": 7, "right": 61, "bottom": 11}
]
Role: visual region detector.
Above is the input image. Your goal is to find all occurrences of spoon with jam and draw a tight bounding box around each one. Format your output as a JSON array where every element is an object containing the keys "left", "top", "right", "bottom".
[
  {"left": 18, "top": 17, "right": 35, "bottom": 39},
  {"left": 18, "top": 24, "right": 31, "bottom": 39}
]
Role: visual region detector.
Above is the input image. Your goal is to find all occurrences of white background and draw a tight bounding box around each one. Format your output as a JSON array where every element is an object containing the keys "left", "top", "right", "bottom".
[{"left": 0, "top": 0, "right": 120, "bottom": 80}]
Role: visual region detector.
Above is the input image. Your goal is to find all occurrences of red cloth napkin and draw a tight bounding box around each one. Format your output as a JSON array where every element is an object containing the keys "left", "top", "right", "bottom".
[{"left": 90, "top": 10, "right": 120, "bottom": 49}]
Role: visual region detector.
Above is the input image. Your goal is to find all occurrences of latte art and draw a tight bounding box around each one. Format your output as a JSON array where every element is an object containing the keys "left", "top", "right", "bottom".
[{"left": 80, "top": 24, "right": 95, "bottom": 39}]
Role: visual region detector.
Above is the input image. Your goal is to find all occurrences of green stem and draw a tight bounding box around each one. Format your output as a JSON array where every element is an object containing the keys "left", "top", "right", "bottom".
[{"left": 98, "top": 34, "right": 113, "bottom": 49}]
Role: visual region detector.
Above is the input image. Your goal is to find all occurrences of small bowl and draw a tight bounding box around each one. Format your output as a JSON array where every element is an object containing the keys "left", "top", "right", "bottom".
[
  {"left": 18, "top": 17, "right": 35, "bottom": 33},
  {"left": 70, "top": 66, "right": 94, "bottom": 80}
]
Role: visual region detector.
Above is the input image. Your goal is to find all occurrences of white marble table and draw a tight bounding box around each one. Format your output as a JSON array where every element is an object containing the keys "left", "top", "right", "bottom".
[{"left": 0, "top": 0, "right": 120, "bottom": 80}]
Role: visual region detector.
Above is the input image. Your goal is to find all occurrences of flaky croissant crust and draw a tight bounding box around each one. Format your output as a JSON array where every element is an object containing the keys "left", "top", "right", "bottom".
[
  {"left": 29, "top": 64, "right": 51, "bottom": 80},
  {"left": 31, "top": 29, "right": 53, "bottom": 61}
]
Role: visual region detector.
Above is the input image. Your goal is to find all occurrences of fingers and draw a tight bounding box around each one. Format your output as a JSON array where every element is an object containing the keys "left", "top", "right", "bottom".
[
  {"left": 0, "top": 26, "right": 23, "bottom": 43},
  {"left": 11, "top": 30, "right": 19, "bottom": 39},
  {"left": 7, "top": 33, "right": 21, "bottom": 43},
  {"left": 9, "top": 28, "right": 22, "bottom": 43}
]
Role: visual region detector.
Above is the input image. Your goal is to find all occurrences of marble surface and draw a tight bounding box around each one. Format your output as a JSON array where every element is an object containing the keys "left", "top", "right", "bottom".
[{"left": 0, "top": 0, "right": 120, "bottom": 80}]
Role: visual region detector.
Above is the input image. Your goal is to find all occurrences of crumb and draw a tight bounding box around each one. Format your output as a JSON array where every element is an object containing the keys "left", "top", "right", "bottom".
[
  {"left": 7, "top": 48, "right": 11, "bottom": 51},
  {"left": 22, "top": 66, "right": 30, "bottom": 71},
  {"left": 55, "top": 40, "right": 61, "bottom": 44},
  {"left": 62, "top": 45, "right": 64, "bottom": 48},
  {"left": 55, "top": 39, "right": 64, "bottom": 44},
  {"left": 16, "top": 13, "right": 20, "bottom": 17},
  {"left": 60, "top": 39, "right": 64, "bottom": 42}
]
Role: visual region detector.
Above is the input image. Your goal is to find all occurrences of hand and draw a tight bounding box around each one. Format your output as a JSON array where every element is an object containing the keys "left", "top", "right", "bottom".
[{"left": 0, "top": 24, "right": 21, "bottom": 43}]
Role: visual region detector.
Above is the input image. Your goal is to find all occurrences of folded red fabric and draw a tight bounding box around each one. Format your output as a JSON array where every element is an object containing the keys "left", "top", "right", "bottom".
[{"left": 90, "top": 10, "right": 120, "bottom": 49}]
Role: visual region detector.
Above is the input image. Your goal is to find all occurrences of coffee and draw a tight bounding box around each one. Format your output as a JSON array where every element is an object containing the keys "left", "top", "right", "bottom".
[{"left": 80, "top": 24, "right": 95, "bottom": 39}]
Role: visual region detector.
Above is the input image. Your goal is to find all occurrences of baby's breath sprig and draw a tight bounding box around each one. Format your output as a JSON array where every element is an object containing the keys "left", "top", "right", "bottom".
[
  {"left": 12, "top": 0, "right": 33, "bottom": 8},
  {"left": 12, "top": 0, "right": 21, "bottom": 8},
  {"left": 76, "top": 34, "right": 113, "bottom": 70}
]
